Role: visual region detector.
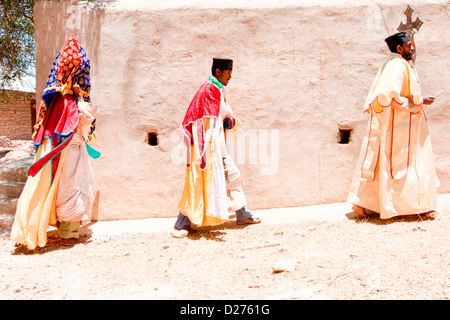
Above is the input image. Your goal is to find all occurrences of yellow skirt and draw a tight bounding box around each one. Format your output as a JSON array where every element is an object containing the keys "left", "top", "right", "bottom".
[{"left": 10, "top": 139, "right": 68, "bottom": 249}]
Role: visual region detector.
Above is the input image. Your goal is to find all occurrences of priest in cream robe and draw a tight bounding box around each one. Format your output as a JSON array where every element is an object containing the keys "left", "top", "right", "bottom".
[
  {"left": 10, "top": 35, "right": 99, "bottom": 249},
  {"left": 347, "top": 31, "right": 439, "bottom": 219},
  {"left": 171, "top": 58, "right": 261, "bottom": 238}
]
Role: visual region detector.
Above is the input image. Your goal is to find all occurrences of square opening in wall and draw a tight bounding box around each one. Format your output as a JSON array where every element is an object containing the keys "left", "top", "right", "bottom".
[
  {"left": 148, "top": 132, "right": 158, "bottom": 146},
  {"left": 338, "top": 126, "right": 352, "bottom": 144}
]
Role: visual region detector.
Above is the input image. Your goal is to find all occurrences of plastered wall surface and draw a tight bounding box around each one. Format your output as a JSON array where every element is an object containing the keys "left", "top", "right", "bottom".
[{"left": 34, "top": 0, "right": 450, "bottom": 220}]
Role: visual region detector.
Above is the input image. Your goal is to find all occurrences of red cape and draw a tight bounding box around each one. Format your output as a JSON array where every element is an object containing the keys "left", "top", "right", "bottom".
[
  {"left": 181, "top": 80, "right": 221, "bottom": 169},
  {"left": 27, "top": 94, "right": 79, "bottom": 177}
]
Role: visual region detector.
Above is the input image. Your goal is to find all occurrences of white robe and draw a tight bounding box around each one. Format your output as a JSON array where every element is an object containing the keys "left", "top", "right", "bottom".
[
  {"left": 218, "top": 89, "right": 247, "bottom": 212},
  {"left": 56, "top": 101, "right": 96, "bottom": 223}
]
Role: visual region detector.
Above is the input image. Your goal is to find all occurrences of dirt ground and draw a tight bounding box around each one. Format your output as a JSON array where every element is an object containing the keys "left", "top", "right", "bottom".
[
  {"left": 1, "top": 209, "right": 449, "bottom": 300},
  {"left": 0, "top": 138, "right": 35, "bottom": 164},
  {"left": 1, "top": 139, "right": 449, "bottom": 301}
]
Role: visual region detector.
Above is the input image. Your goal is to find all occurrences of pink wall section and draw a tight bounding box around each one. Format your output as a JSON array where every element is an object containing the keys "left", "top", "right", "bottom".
[{"left": 34, "top": 0, "right": 450, "bottom": 220}]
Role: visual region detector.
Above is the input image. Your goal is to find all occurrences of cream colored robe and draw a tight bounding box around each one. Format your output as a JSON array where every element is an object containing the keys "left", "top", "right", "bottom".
[{"left": 347, "top": 53, "right": 439, "bottom": 219}]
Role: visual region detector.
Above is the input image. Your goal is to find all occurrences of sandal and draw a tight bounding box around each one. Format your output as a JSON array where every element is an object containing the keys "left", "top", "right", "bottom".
[
  {"left": 236, "top": 216, "right": 262, "bottom": 225},
  {"left": 170, "top": 228, "right": 189, "bottom": 238},
  {"left": 170, "top": 227, "right": 197, "bottom": 238},
  {"left": 353, "top": 205, "right": 368, "bottom": 217}
]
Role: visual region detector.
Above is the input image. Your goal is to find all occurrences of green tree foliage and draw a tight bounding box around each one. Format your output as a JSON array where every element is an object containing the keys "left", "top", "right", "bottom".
[{"left": 0, "top": 0, "right": 35, "bottom": 90}]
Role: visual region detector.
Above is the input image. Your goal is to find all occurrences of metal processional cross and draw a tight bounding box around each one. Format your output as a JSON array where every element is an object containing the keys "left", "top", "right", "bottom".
[{"left": 397, "top": 5, "right": 423, "bottom": 63}]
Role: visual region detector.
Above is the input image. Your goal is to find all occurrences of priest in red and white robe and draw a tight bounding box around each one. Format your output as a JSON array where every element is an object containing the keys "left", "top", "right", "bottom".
[{"left": 172, "top": 58, "right": 261, "bottom": 238}]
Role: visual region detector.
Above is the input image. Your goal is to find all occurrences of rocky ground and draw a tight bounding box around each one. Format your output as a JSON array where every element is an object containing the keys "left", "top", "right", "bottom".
[
  {"left": 0, "top": 137, "right": 34, "bottom": 164},
  {"left": 1, "top": 137, "right": 449, "bottom": 301},
  {"left": 0, "top": 209, "right": 449, "bottom": 300}
]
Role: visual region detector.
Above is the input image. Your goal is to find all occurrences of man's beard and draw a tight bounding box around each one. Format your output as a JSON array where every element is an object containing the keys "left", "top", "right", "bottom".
[{"left": 402, "top": 50, "right": 414, "bottom": 61}]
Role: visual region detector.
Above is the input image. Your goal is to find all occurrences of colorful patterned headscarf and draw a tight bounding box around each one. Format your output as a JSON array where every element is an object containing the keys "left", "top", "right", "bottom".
[
  {"left": 27, "top": 35, "right": 97, "bottom": 177},
  {"left": 32, "top": 34, "right": 91, "bottom": 140}
]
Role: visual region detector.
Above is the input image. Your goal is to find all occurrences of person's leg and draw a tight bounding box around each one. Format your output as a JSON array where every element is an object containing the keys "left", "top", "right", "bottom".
[
  {"left": 174, "top": 213, "right": 192, "bottom": 230},
  {"left": 60, "top": 221, "right": 80, "bottom": 238},
  {"left": 236, "top": 206, "right": 262, "bottom": 225},
  {"left": 59, "top": 221, "right": 82, "bottom": 245},
  {"left": 171, "top": 212, "right": 194, "bottom": 238}
]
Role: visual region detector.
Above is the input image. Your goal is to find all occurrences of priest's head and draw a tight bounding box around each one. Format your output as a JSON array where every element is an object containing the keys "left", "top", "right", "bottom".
[
  {"left": 385, "top": 31, "right": 414, "bottom": 61},
  {"left": 212, "top": 58, "right": 233, "bottom": 86}
]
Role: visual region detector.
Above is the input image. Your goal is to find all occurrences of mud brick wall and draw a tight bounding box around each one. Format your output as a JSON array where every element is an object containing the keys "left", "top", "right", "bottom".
[{"left": 0, "top": 90, "right": 36, "bottom": 140}]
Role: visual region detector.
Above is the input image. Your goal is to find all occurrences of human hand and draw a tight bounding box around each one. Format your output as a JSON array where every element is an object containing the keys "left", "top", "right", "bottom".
[
  {"left": 72, "top": 78, "right": 81, "bottom": 97},
  {"left": 422, "top": 96, "right": 435, "bottom": 105}
]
